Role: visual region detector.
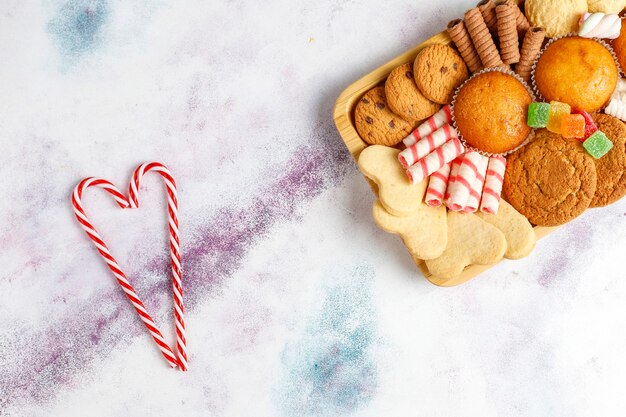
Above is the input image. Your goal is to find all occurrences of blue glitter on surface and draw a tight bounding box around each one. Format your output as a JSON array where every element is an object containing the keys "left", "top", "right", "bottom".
[
  {"left": 278, "top": 264, "right": 378, "bottom": 416},
  {"left": 48, "top": 0, "right": 109, "bottom": 59}
]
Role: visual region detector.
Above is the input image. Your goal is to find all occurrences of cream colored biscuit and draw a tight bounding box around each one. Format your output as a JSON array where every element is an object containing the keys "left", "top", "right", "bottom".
[
  {"left": 357, "top": 145, "right": 427, "bottom": 216},
  {"left": 425, "top": 211, "right": 506, "bottom": 280},
  {"left": 476, "top": 200, "right": 536, "bottom": 259},
  {"left": 525, "top": 0, "right": 587, "bottom": 37},
  {"left": 372, "top": 200, "right": 447, "bottom": 260},
  {"left": 587, "top": 0, "right": 626, "bottom": 14}
]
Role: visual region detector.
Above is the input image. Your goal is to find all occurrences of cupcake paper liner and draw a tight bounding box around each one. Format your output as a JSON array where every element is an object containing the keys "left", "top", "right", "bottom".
[{"left": 450, "top": 66, "right": 536, "bottom": 158}]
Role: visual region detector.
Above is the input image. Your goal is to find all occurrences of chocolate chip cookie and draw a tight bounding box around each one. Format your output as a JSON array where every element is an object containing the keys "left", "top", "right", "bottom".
[
  {"left": 413, "top": 44, "right": 469, "bottom": 104},
  {"left": 385, "top": 63, "right": 440, "bottom": 124},
  {"left": 354, "top": 86, "right": 413, "bottom": 146},
  {"left": 590, "top": 114, "right": 626, "bottom": 207},
  {"left": 503, "top": 130, "right": 597, "bottom": 226}
]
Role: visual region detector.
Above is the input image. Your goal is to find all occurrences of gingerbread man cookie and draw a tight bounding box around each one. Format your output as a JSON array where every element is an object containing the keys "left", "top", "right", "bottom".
[
  {"left": 477, "top": 199, "right": 536, "bottom": 260},
  {"left": 425, "top": 211, "right": 506, "bottom": 280},
  {"left": 373, "top": 200, "right": 448, "bottom": 260},
  {"left": 357, "top": 145, "right": 427, "bottom": 216}
]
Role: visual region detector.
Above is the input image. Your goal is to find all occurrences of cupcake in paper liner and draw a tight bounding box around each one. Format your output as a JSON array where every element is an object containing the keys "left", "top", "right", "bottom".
[
  {"left": 530, "top": 34, "right": 620, "bottom": 113},
  {"left": 608, "top": 16, "right": 626, "bottom": 76},
  {"left": 450, "top": 67, "right": 536, "bottom": 158}
]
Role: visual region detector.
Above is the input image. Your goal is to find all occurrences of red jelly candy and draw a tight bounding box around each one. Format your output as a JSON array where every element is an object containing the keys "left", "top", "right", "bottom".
[{"left": 573, "top": 108, "right": 598, "bottom": 143}]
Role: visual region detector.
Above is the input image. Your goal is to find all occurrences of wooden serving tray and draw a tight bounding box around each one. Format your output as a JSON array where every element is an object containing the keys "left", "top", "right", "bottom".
[{"left": 333, "top": 30, "right": 561, "bottom": 287}]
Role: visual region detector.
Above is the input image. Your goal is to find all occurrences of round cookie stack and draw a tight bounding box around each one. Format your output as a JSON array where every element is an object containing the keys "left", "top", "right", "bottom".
[
  {"left": 385, "top": 63, "right": 441, "bottom": 124},
  {"left": 355, "top": 45, "right": 468, "bottom": 147}
]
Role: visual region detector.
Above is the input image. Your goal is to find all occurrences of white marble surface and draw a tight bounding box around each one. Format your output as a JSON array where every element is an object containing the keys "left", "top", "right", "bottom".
[{"left": 1, "top": 0, "right": 626, "bottom": 416}]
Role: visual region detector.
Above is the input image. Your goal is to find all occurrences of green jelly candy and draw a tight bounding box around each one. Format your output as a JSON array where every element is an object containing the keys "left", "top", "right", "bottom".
[
  {"left": 527, "top": 102, "right": 550, "bottom": 128},
  {"left": 583, "top": 130, "right": 613, "bottom": 159}
]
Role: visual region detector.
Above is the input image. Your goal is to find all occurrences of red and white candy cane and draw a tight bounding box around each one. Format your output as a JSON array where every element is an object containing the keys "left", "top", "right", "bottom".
[
  {"left": 406, "top": 137, "right": 464, "bottom": 185},
  {"left": 71, "top": 162, "right": 187, "bottom": 371},
  {"left": 463, "top": 155, "right": 489, "bottom": 213},
  {"left": 402, "top": 105, "right": 453, "bottom": 148},
  {"left": 129, "top": 162, "right": 187, "bottom": 371},
  {"left": 425, "top": 162, "right": 451, "bottom": 207},
  {"left": 398, "top": 124, "right": 457, "bottom": 169},
  {"left": 446, "top": 151, "right": 487, "bottom": 212},
  {"left": 480, "top": 156, "right": 507, "bottom": 214}
]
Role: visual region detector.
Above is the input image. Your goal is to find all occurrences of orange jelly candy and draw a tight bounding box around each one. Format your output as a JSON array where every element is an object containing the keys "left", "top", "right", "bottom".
[{"left": 560, "top": 114, "right": 586, "bottom": 138}]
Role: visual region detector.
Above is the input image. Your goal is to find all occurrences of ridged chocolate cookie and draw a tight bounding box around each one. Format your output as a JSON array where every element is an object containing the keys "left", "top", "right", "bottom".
[
  {"left": 590, "top": 114, "right": 626, "bottom": 207},
  {"left": 354, "top": 87, "right": 413, "bottom": 146},
  {"left": 413, "top": 44, "right": 469, "bottom": 104},
  {"left": 503, "top": 130, "right": 597, "bottom": 226},
  {"left": 385, "top": 63, "right": 440, "bottom": 124}
]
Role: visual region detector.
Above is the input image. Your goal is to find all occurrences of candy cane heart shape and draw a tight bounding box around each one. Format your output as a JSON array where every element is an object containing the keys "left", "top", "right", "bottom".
[{"left": 71, "top": 162, "right": 187, "bottom": 371}]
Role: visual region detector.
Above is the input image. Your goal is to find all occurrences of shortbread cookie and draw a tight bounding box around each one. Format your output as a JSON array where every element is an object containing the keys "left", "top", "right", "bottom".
[
  {"left": 588, "top": 0, "right": 626, "bottom": 14},
  {"left": 477, "top": 199, "right": 536, "bottom": 259},
  {"left": 524, "top": 0, "right": 587, "bottom": 37},
  {"left": 590, "top": 114, "right": 626, "bottom": 207},
  {"left": 358, "top": 145, "right": 427, "bottom": 216},
  {"left": 413, "top": 45, "right": 469, "bottom": 104},
  {"left": 373, "top": 200, "right": 447, "bottom": 260},
  {"left": 503, "top": 131, "right": 597, "bottom": 226},
  {"left": 385, "top": 63, "right": 440, "bottom": 124},
  {"left": 425, "top": 211, "right": 507, "bottom": 280},
  {"left": 355, "top": 87, "right": 413, "bottom": 146}
]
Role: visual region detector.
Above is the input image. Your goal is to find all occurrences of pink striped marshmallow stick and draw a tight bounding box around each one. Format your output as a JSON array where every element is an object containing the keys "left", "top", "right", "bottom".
[
  {"left": 406, "top": 137, "right": 465, "bottom": 185},
  {"left": 463, "top": 154, "right": 489, "bottom": 213},
  {"left": 480, "top": 156, "right": 507, "bottom": 214},
  {"left": 444, "top": 157, "right": 463, "bottom": 203},
  {"left": 446, "top": 151, "right": 487, "bottom": 212},
  {"left": 398, "top": 124, "right": 457, "bottom": 169},
  {"left": 402, "top": 105, "right": 453, "bottom": 147},
  {"left": 425, "top": 162, "right": 451, "bottom": 207}
]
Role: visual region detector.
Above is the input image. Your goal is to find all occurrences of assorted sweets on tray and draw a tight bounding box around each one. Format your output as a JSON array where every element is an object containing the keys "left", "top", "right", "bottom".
[{"left": 352, "top": 0, "right": 626, "bottom": 282}]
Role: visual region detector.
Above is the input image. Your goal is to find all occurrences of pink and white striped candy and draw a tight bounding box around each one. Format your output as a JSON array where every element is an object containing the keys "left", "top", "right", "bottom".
[
  {"left": 402, "top": 105, "right": 453, "bottom": 147},
  {"left": 406, "top": 137, "right": 465, "bottom": 185},
  {"left": 72, "top": 162, "right": 187, "bottom": 371},
  {"left": 463, "top": 155, "right": 489, "bottom": 213},
  {"left": 444, "top": 158, "right": 463, "bottom": 202},
  {"left": 425, "top": 162, "right": 451, "bottom": 207},
  {"left": 446, "top": 151, "right": 488, "bottom": 212},
  {"left": 398, "top": 124, "right": 457, "bottom": 169},
  {"left": 480, "top": 156, "right": 507, "bottom": 214},
  {"left": 578, "top": 12, "right": 622, "bottom": 39}
]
